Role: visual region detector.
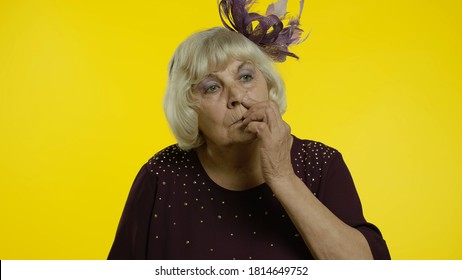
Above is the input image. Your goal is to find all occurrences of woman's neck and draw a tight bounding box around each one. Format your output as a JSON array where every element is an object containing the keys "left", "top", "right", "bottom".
[{"left": 196, "top": 140, "right": 265, "bottom": 191}]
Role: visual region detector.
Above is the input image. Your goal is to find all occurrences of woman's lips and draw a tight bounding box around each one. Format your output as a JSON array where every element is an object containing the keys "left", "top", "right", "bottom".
[{"left": 231, "top": 117, "right": 245, "bottom": 126}]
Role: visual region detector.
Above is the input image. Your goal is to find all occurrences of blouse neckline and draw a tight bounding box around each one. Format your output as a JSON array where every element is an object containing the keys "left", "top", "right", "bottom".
[{"left": 189, "top": 147, "right": 269, "bottom": 195}]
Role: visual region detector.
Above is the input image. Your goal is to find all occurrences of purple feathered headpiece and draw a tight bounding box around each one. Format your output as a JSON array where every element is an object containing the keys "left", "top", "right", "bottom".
[{"left": 218, "top": 0, "right": 306, "bottom": 62}]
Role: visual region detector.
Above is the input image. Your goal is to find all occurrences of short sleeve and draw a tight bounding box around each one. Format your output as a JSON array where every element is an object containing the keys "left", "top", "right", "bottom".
[
  {"left": 318, "top": 152, "right": 391, "bottom": 260},
  {"left": 108, "top": 164, "right": 157, "bottom": 260}
]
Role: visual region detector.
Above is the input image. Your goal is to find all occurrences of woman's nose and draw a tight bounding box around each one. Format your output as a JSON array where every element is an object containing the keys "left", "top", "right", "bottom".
[{"left": 227, "top": 86, "right": 245, "bottom": 108}]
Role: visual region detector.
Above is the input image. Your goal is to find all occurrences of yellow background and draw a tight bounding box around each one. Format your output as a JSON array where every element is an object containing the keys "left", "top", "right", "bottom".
[{"left": 1, "top": 0, "right": 461, "bottom": 259}]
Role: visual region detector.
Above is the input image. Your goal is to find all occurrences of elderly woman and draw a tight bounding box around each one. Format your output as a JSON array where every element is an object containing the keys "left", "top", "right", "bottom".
[{"left": 108, "top": 25, "right": 390, "bottom": 259}]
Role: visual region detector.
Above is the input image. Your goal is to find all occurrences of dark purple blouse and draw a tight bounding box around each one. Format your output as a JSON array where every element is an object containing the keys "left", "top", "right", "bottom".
[{"left": 108, "top": 136, "right": 390, "bottom": 259}]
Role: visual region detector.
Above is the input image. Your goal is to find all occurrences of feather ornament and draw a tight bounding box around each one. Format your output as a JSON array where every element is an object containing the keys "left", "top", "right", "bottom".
[{"left": 218, "top": 0, "right": 306, "bottom": 62}]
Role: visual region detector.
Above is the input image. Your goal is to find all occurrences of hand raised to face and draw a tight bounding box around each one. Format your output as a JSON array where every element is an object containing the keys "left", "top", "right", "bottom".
[{"left": 241, "top": 96, "right": 294, "bottom": 185}]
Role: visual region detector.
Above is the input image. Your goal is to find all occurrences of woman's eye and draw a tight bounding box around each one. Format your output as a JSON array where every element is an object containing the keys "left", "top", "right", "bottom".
[
  {"left": 240, "top": 74, "right": 253, "bottom": 82},
  {"left": 205, "top": 84, "right": 219, "bottom": 94}
]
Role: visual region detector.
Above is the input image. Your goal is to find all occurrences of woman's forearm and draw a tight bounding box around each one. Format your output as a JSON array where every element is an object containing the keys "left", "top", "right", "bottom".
[{"left": 269, "top": 173, "right": 373, "bottom": 260}]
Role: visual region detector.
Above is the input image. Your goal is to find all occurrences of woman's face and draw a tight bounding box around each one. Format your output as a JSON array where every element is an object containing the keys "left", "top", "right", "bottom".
[{"left": 193, "top": 59, "right": 269, "bottom": 148}]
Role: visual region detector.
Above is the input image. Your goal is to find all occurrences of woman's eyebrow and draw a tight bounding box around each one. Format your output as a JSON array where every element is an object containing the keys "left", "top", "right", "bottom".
[
  {"left": 202, "top": 61, "right": 254, "bottom": 79},
  {"left": 237, "top": 61, "right": 254, "bottom": 71},
  {"left": 204, "top": 73, "right": 218, "bottom": 79}
]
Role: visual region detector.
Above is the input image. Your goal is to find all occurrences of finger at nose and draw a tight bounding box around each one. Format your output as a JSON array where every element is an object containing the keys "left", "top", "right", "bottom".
[
  {"left": 230, "top": 106, "right": 247, "bottom": 123},
  {"left": 241, "top": 95, "right": 258, "bottom": 109}
]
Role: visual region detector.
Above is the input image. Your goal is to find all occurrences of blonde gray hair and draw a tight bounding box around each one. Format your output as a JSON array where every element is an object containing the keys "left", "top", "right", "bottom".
[{"left": 163, "top": 27, "right": 286, "bottom": 150}]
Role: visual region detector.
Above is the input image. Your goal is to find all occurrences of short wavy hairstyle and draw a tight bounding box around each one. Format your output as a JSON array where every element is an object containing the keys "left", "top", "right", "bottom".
[{"left": 163, "top": 27, "right": 286, "bottom": 150}]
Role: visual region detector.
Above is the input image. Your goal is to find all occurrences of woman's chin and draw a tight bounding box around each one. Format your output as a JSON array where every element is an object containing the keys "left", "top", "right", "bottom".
[{"left": 229, "top": 130, "right": 257, "bottom": 145}]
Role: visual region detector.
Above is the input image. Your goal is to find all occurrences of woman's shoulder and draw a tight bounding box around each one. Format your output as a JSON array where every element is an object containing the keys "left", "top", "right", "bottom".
[
  {"left": 146, "top": 144, "right": 195, "bottom": 173},
  {"left": 290, "top": 136, "right": 344, "bottom": 192},
  {"left": 291, "top": 135, "right": 340, "bottom": 159}
]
